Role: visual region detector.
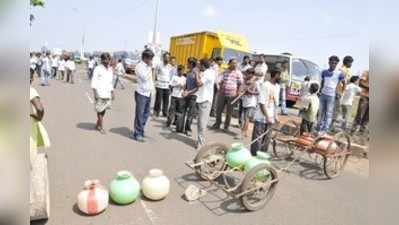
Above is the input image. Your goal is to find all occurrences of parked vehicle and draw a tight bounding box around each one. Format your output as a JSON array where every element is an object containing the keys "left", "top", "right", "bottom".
[
  {"left": 170, "top": 31, "right": 251, "bottom": 68},
  {"left": 254, "top": 53, "right": 321, "bottom": 107}
]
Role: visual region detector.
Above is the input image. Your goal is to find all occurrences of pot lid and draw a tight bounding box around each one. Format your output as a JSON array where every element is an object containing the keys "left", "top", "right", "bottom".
[
  {"left": 149, "top": 168, "right": 163, "bottom": 177},
  {"left": 117, "top": 170, "right": 132, "bottom": 179}
]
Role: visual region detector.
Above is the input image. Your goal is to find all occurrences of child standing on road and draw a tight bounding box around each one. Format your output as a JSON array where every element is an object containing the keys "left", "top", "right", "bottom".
[
  {"left": 167, "top": 65, "right": 187, "bottom": 132},
  {"left": 240, "top": 68, "right": 258, "bottom": 138},
  {"left": 341, "top": 76, "right": 361, "bottom": 130},
  {"left": 299, "top": 83, "right": 320, "bottom": 135},
  {"left": 91, "top": 53, "right": 115, "bottom": 134}
]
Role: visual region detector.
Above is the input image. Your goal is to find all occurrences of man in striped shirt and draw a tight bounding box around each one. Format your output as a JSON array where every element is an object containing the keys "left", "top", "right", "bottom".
[{"left": 212, "top": 58, "right": 243, "bottom": 131}]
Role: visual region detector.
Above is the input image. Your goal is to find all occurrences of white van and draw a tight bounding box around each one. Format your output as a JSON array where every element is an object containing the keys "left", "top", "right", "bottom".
[{"left": 255, "top": 53, "right": 321, "bottom": 106}]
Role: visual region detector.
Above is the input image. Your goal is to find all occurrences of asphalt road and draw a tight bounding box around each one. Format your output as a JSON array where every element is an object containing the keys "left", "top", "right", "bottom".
[{"left": 31, "top": 66, "right": 368, "bottom": 225}]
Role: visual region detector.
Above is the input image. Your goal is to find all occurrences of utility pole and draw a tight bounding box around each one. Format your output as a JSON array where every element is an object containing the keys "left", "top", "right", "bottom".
[
  {"left": 148, "top": 0, "right": 162, "bottom": 67},
  {"left": 152, "top": 0, "right": 160, "bottom": 45},
  {"left": 81, "top": 31, "right": 85, "bottom": 60}
]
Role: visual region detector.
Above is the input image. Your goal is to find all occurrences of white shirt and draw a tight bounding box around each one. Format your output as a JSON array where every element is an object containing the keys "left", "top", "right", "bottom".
[
  {"left": 196, "top": 69, "right": 216, "bottom": 103},
  {"left": 30, "top": 57, "right": 37, "bottom": 70},
  {"left": 91, "top": 64, "right": 114, "bottom": 99},
  {"left": 254, "top": 81, "right": 280, "bottom": 123},
  {"left": 242, "top": 94, "right": 257, "bottom": 108},
  {"left": 135, "top": 61, "right": 154, "bottom": 97},
  {"left": 88, "top": 59, "right": 96, "bottom": 69},
  {"left": 65, "top": 60, "right": 76, "bottom": 71},
  {"left": 239, "top": 64, "right": 252, "bottom": 72},
  {"left": 170, "top": 66, "right": 177, "bottom": 78},
  {"left": 212, "top": 63, "right": 220, "bottom": 74},
  {"left": 51, "top": 57, "right": 59, "bottom": 68},
  {"left": 155, "top": 63, "right": 173, "bottom": 89},
  {"left": 170, "top": 75, "right": 186, "bottom": 98},
  {"left": 254, "top": 62, "right": 268, "bottom": 77},
  {"left": 115, "top": 62, "right": 125, "bottom": 76},
  {"left": 320, "top": 69, "right": 344, "bottom": 97},
  {"left": 42, "top": 56, "right": 51, "bottom": 72},
  {"left": 58, "top": 59, "right": 66, "bottom": 71},
  {"left": 341, "top": 83, "right": 361, "bottom": 106}
]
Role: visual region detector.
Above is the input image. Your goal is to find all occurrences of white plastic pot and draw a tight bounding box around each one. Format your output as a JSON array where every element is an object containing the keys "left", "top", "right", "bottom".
[{"left": 142, "top": 169, "right": 170, "bottom": 200}]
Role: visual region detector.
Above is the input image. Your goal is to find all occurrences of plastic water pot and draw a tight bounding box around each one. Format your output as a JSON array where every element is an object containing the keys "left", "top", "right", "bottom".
[
  {"left": 225, "top": 143, "right": 252, "bottom": 169},
  {"left": 109, "top": 171, "right": 140, "bottom": 205}
]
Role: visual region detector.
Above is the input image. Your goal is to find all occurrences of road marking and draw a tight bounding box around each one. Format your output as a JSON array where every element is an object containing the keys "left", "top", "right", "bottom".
[
  {"left": 85, "top": 92, "right": 94, "bottom": 104},
  {"left": 140, "top": 200, "right": 159, "bottom": 225}
]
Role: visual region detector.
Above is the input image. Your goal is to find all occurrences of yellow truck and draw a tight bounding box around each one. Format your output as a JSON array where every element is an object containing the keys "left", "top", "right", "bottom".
[{"left": 169, "top": 31, "right": 251, "bottom": 67}]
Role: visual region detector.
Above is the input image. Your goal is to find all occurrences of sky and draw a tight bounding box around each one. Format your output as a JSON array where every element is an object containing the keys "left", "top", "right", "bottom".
[{"left": 30, "top": 0, "right": 369, "bottom": 73}]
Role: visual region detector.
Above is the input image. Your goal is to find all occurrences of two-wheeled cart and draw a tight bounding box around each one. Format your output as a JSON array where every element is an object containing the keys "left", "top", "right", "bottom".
[
  {"left": 271, "top": 120, "right": 352, "bottom": 179},
  {"left": 185, "top": 130, "right": 279, "bottom": 211}
]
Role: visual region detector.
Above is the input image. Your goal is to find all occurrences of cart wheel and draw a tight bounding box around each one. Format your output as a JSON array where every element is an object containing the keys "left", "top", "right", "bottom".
[
  {"left": 333, "top": 131, "right": 351, "bottom": 151},
  {"left": 272, "top": 139, "right": 295, "bottom": 159},
  {"left": 240, "top": 164, "right": 278, "bottom": 211},
  {"left": 194, "top": 143, "right": 228, "bottom": 181},
  {"left": 322, "top": 139, "right": 350, "bottom": 179}
]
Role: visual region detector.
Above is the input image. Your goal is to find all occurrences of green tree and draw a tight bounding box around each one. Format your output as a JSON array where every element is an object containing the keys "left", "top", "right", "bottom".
[{"left": 30, "top": 0, "right": 45, "bottom": 26}]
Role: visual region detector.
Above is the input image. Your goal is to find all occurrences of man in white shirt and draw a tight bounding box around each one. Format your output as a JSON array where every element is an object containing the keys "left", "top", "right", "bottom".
[
  {"left": 35, "top": 53, "right": 43, "bottom": 78},
  {"left": 239, "top": 55, "right": 252, "bottom": 73},
  {"left": 30, "top": 53, "right": 37, "bottom": 81},
  {"left": 91, "top": 53, "right": 115, "bottom": 134},
  {"left": 279, "top": 61, "right": 290, "bottom": 115},
  {"left": 113, "top": 59, "right": 126, "bottom": 89},
  {"left": 166, "top": 65, "right": 186, "bottom": 132},
  {"left": 210, "top": 56, "right": 224, "bottom": 117},
  {"left": 65, "top": 55, "right": 76, "bottom": 84},
  {"left": 195, "top": 58, "right": 216, "bottom": 149},
  {"left": 154, "top": 52, "right": 174, "bottom": 117},
  {"left": 170, "top": 56, "right": 178, "bottom": 78},
  {"left": 123, "top": 49, "right": 155, "bottom": 142},
  {"left": 40, "top": 52, "right": 51, "bottom": 86},
  {"left": 254, "top": 54, "right": 268, "bottom": 78},
  {"left": 250, "top": 68, "right": 281, "bottom": 156},
  {"left": 237, "top": 55, "right": 253, "bottom": 126},
  {"left": 51, "top": 55, "right": 59, "bottom": 79},
  {"left": 87, "top": 56, "right": 97, "bottom": 80},
  {"left": 58, "top": 55, "right": 66, "bottom": 80}
]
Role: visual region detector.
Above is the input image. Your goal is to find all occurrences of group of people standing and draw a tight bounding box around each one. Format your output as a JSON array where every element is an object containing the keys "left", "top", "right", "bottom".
[
  {"left": 30, "top": 52, "right": 76, "bottom": 85},
  {"left": 305, "top": 55, "right": 369, "bottom": 136},
  {"left": 88, "top": 49, "right": 369, "bottom": 157}
]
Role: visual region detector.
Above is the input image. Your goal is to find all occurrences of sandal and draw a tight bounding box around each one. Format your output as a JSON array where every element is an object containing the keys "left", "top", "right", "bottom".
[{"left": 96, "top": 126, "right": 106, "bottom": 134}]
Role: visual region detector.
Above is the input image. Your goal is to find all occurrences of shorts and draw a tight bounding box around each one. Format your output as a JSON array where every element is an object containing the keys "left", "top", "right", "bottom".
[
  {"left": 241, "top": 107, "right": 255, "bottom": 123},
  {"left": 95, "top": 98, "right": 112, "bottom": 113}
]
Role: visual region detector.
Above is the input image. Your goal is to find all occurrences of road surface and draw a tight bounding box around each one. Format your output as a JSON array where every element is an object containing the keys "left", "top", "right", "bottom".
[{"left": 31, "top": 66, "right": 368, "bottom": 225}]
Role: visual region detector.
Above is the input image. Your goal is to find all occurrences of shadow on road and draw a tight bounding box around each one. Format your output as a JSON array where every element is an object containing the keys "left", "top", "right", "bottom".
[
  {"left": 160, "top": 132, "right": 197, "bottom": 149},
  {"left": 109, "top": 127, "right": 131, "bottom": 139},
  {"left": 76, "top": 122, "right": 96, "bottom": 131},
  {"left": 72, "top": 203, "right": 93, "bottom": 217},
  {"left": 271, "top": 156, "right": 329, "bottom": 181},
  {"left": 208, "top": 127, "right": 238, "bottom": 138},
  {"left": 175, "top": 173, "right": 248, "bottom": 216},
  {"left": 30, "top": 219, "right": 48, "bottom": 225}
]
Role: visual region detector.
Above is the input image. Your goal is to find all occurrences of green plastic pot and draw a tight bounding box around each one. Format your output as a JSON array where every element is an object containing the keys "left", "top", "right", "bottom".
[
  {"left": 109, "top": 171, "right": 140, "bottom": 205},
  {"left": 225, "top": 143, "right": 252, "bottom": 169},
  {"left": 244, "top": 152, "right": 271, "bottom": 181}
]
